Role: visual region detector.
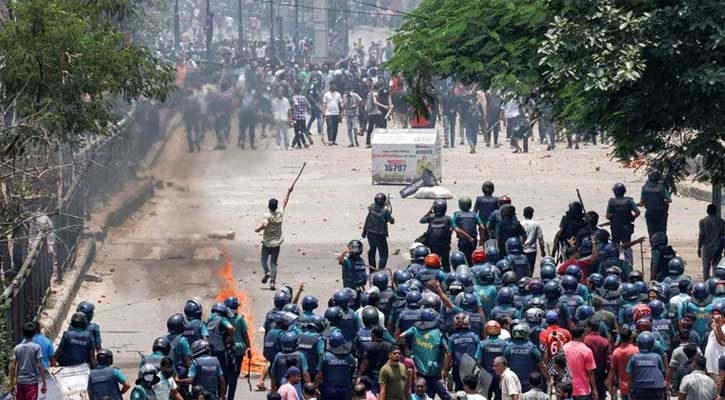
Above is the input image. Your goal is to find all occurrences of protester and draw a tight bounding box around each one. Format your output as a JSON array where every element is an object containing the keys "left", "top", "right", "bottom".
[
  {"left": 10, "top": 323, "right": 46, "bottom": 400},
  {"left": 255, "top": 186, "right": 294, "bottom": 290}
]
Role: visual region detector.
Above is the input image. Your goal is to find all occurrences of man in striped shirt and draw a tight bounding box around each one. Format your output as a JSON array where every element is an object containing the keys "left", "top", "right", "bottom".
[{"left": 291, "top": 87, "right": 311, "bottom": 149}]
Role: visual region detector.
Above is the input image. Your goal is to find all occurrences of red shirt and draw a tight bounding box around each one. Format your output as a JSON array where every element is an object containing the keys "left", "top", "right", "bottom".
[
  {"left": 583, "top": 332, "right": 611, "bottom": 369},
  {"left": 563, "top": 340, "right": 596, "bottom": 396},
  {"left": 539, "top": 326, "right": 572, "bottom": 360},
  {"left": 611, "top": 343, "right": 639, "bottom": 395},
  {"left": 557, "top": 257, "right": 594, "bottom": 279}
]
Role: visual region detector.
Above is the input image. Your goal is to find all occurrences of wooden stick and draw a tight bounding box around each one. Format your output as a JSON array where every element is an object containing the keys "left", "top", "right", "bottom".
[{"left": 291, "top": 162, "right": 307, "bottom": 189}]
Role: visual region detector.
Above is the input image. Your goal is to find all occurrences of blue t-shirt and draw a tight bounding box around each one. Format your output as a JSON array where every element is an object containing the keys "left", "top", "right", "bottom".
[{"left": 32, "top": 334, "right": 55, "bottom": 370}]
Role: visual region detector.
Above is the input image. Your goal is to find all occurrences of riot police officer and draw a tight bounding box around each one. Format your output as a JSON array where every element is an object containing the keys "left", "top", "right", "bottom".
[
  {"left": 131, "top": 363, "right": 160, "bottom": 400},
  {"left": 265, "top": 291, "right": 291, "bottom": 333},
  {"left": 606, "top": 183, "right": 640, "bottom": 266},
  {"left": 371, "top": 272, "right": 397, "bottom": 326},
  {"left": 317, "top": 331, "right": 356, "bottom": 399},
  {"left": 139, "top": 337, "right": 170, "bottom": 370},
  {"left": 628, "top": 331, "right": 666, "bottom": 399},
  {"left": 165, "top": 313, "right": 192, "bottom": 391},
  {"left": 362, "top": 193, "right": 395, "bottom": 270},
  {"left": 87, "top": 349, "right": 130, "bottom": 400},
  {"left": 183, "top": 299, "right": 208, "bottom": 345},
  {"left": 420, "top": 199, "right": 453, "bottom": 272},
  {"left": 183, "top": 340, "right": 226, "bottom": 399},
  {"left": 475, "top": 321, "right": 507, "bottom": 400},
  {"left": 356, "top": 307, "right": 394, "bottom": 357},
  {"left": 298, "top": 316, "right": 326, "bottom": 383},
  {"left": 339, "top": 240, "right": 368, "bottom": 290},
  {"left": 639, "top": 169, "right": 671, "bottom": 240},
  {"left": 223, "top": 296, "right": 251, "bottom": 400},
  {"left": 554, "top": 201, "right": 587, "bottom": 260},
  {"left": 505, "top": 237, "right": 531, "bottom": 280},
  {"left": 207, "top": 302, "right": 234, "bottom": 363},
  {"left": 299, "top": 295, "right": 319, "bottom": 325},
  {"left": 77, "top": 301, "right": 102, "bottom": 351},
  {"left": 55, "top": 312, "right": 96, "bottom": 367},
  {"left": 474, "top": 181, "right": 499, "bottom": 241},
  {"left": 270, "top": 331, "right": 310, "bottom": 392},
  {"left": 452, "top": 196, "right": 485, "bottom": 264},
  {"left": 444, "top": 313, "right": 480, "bottom": 391},
  {"left": 332, "top": 290, "right": 360, "bottom": 344},
  {"left": 504, "top": 324, "right": 551, "bottom": 393}
]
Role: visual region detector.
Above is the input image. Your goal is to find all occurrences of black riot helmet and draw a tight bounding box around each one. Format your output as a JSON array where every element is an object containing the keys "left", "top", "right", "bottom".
[
  {"left": 96, "top": 348, "right": 113, "bottom": 366},
  {"left": 191, "top": 340, "right": 211, "bottom": 358},
  {"left": 612, "top": 183, "right": 626, "bottom": 197},
  {"left": 374, "top": 193, "right": 386, "bottom": 206},
  {"left": 167, "top": 313, "right": 186, "bottom": 334},
  {"left": 70, "top": 312, "right": 88, "bottom": 329},
  {"left": 482, "top": 181, "right": 494, "bottom": 195},
  {"left": 413, "top": 246, "right": 430, "bottom": 263},
  {"left": 648, "top": 169, "right": 661, "bottom": 182},
  {"left": 152, "top": 337, "right": 171, "bottom": 356},
  {"left": 568, "top": 201, "right": 583, "bottom": 215},
  {"left": 348, "top": 240, "right": 363, "bottom": 258},
  {"left": 361, "top": 306, "right": 379, "bottom": 328},
  {"left": 432, "top": 199, "right": 447, "bottom": 216}
]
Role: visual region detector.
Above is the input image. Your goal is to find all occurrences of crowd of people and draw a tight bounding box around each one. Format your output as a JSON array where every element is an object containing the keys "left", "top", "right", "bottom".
[{"left": 11, "top": 168, "right": 725, "bottom": 400}]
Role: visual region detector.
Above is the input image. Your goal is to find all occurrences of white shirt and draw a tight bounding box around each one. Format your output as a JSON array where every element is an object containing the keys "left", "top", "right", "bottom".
[
  {"left": 705, "top": 325, "right": 725, "bottom": 374},
  {"left": 271, "top": 97, "right": 290, "bottom": 122},
  {"left": 500, "top": 368, "right": 522, "bottom": 400},
  {"left": 503, "top": 101, "right": 520, "bottom": 119},
  {"left": 521, "top": 219, "right": 544, "bottom": 254},
  {"left": 153, "top": 373, "right": 177, "bottom": 400},
  {"left": 323, "top": 91, "right": 342, "bottom": 115}
]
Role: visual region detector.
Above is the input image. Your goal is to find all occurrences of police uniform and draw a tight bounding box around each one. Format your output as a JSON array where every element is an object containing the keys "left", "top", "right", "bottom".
[
  {"left": 58, "top": 327, "right": 95, "bottom": 366},
  {"left": 87, "top": 366, "right": 126, "bottom": 400},
  {"left": 641, "top": 180, "right": 670, "bottom": 239}
]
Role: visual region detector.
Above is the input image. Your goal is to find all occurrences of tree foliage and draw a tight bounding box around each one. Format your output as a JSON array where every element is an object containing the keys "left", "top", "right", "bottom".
[
  {"left": 388, "top": 0, "right": 725, "bottom": 186},
  {"left": 0, "top": 0, "right": 176, "bottom": 157}
]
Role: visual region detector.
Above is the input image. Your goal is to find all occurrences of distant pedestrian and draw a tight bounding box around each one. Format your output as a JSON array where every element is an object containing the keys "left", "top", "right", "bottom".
[
  {"left": 255, "top": 186, "right": 294, "bottom": 290},
  {"left": 521, "top": 206, "right": 545, "bottom": 271},
  {"left": 270, "top": 87, "right": 291, "bottom": 150},
  {"left": 10, "top": 322, "right": 47, "bottom": 400},
  {"left": 698, "top": 204, "right": 725, "bottom": 280},
  {"left": 322, "top": 82, "right": 342, "bottom": 145}
]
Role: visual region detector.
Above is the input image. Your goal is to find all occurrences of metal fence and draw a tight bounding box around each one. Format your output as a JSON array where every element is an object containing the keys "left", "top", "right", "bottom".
[{"left": 0, "top": 100, "right": 165, "bottom": 343}]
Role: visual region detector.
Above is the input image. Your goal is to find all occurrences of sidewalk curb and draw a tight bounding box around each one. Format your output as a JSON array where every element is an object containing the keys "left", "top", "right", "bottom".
[{"left": 676, "top": 182, "right": 717, "bottom": 203}]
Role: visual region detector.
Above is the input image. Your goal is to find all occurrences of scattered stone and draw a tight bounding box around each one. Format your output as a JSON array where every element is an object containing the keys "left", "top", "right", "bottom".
[
  {"left": 414, "top": 186, "right": 454, "bottom": 199},
  {"left": 392, "top": 249, "right": 401, "bottom": 256},
  {"left": 109, "top": 268, "right": 115, "bottom": 273},
  {"left": 207, "top": 230, "right": 236, "bottom": 240},
  {"left": 154, "top": 180, "right": 165, "bottom": 189},
  {"left": 85, "top": 274, "right": 103, "bottom": 283}
]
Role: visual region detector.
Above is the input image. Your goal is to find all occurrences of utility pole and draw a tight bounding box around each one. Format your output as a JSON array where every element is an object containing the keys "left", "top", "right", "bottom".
[
  {"left": 269, "top": 0, "right": 274, "bottom": 53},
  {"left": 715, "top": 183, "right": 723, "bottom": 218},
  {"left": 238, "top": 0, "right": 243, "bottom": 46},
  {"left": 294, "top": 0, "right": 299, "bottom": 48},
  {"left": 205, "top": 0, "right": 213, "bottom": 61},
  {"left": 174, "top": 0, "right": 180, "bottom": 52},
  {"left": 313, "top": 0, "right": 328, "bottom": 62}
]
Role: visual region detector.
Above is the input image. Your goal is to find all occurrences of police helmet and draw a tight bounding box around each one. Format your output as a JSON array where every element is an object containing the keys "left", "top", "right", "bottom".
[
  {"left": 648, "top": 169, "right": 661, "bottom": 182},
  {"left": 406, "top": 290, "right": 423, "bottom": 307},
  {"left": 328, "top": 330, "right": 346, "bottom": 349},
  {"left": 528, "top": 279, "right": 544, "bottom": 296},
  {"left": 191, "top": 340, "right": 211, "bottom": 358},
  {"left": 486, "top": 247, "right": 501, "bottom": 264},
  {"left": 274, "top": 291, "right": 291, "bottom": 309},
  {"left": 497, "top": 288, "right": 514, "bottom": 305},
  {"left": 565, "top": 265, "right": 583, "bottom": 282},
  {"left": 501, "top": 271, "right": 517, "bottom": 286},
  {"left": 279, "top": 331, "right": 300, "bottom": 352},
  {"left": 518, "top": 277, "right": 532, "bottom": 293},
  {"left": 575, "top": 305, "right": 594, "bottom": 321},
  {"left": 568, "top": 201, "right": 583, "bottom": 215},
  {"left": 394, "top": 270, "right": 413, "bottom": 285},
  {"left": 528, "top": 297, "right": 545, "bottom": 311},
  {"left": 693, "top": 282, "right": 709, "bottom": 301},
  {"left": 460, "top": 293, "right": 477, "bottom": 311},
  {"left": 417, "top": 308, "right": 439, "bottom": 330},
  {"left": 451, "top": 314, "right": 469, "bottom": 332},
  {"left": 505, "top": 237, "right": 523, "bottom": 255},
  {"left": 636, "top": 331, "right": 655, "bottom": 353},
  {"left": 621, "top": 283, "right": 639, "bottom": 301},
  {"left": 332, "top": 290, "right": 350, "bottom": 307},
  {"left": 302, "top": 295, "right": 319, "bottom": 312},
  {"left": 472, "top": 249, "right": 486, "bottom": 264},
  {"left": 374, "top": 193, "right": 386, "bottom": 206},
  {"left": 457, "top": 272, "right": 473, "bottom": 289},
  {"left": 395, "top": 283, "right": 411, "bottom": 298},
  {"left": 152, "top": 337, "right": 171, "bottom": 356},
  {"left": 628, "top": 270, "right": 644, "bottom": 283},
  {"left": 421, "top": 293, "right": 442, "bottom": 312},
  {"left": 359, "top": 307, "right": 379, "bottom": 328},
  {"left": 512, "top": 324, "right": 530, "bottom": 341},
  {"left": 413, "top": 246, "right": 431, "bottom": 263},
  {"left": 540, "top": 265, "right": 556, "bottom": 282},
  {"left": 561, "top": 275, "right": 578, "bottom": 293},
  {"left": 544, "top": 310, "right": 559, "bottom": 325},
  {"left": 424, "top": 254, "right": 442, "bottom": 269},
  {"left": 482, "top": 181, "right": 495, "bottom": 195},
  {"left": 309, "top": 315, "right": 327, "bottom": 333},
  {"left": 184, "top": 299, "right": 203, "bottom": 319},
  {"left": 605, "top": 266, "right": 623, "bottom": 278},
  {"left": 525, "top": 307, "right": 544, "bottom": 324},
  {"left": 588, "top": 273, "right": 604, "bottom": 288},
  {"left": 497, "top": 259, "right": 512, "bottom": 274},
  {"left": 277, "top": 312, "right": 299, "bottom": 331},
  {"left": 70, "top": 312, "right": 88, "bottom": 329},
  {"left": 137, "top": 363, "right": 161, "bottom": 385},
  {"left": 408, "top": 279, "right": 424, "bottom": 292},
  {"left": 450, "top": 251, "right": 467, "bottom": 269},
  {"left": 324, "top": 307, "right": 343, "bottom": 326},
  {"left": 498, "top": 195, "right": 512, "bottom": 206},
  {"left": 544, "top": 281, "right": 562, "bottom": 300},
  {"left": 76, "top": 301, "right": 95, "bottom": 321},
  {"left": 432, "top": 199, "right": 447, "bottom": 216},
  {"left": 539, "top": 256, "right": 556, "bottom": 268},
  {"left": 485, "top": 320, "right": 501, "bottom": 336},
  {"left": 167, "top": 313, "right": 186, "bottom": 334},
  {"left": 603, "top": 275, "right": 621, "bottom": 291},
  {"left": 612, "top": 183, "right": 626, "bottom": 197},
  {"left": 647, "top": 299, "right": 665, "bottom": 317},
  {"left": 372, "top": 272, "right": 389, "bottom": 290},
  {"left": 211, "top": 302, "right": 228, "bottom": 316},
  {"left": 604, "top": 243, "right": 620, "bottom": 260},
  {"left": 579, "top": 238, "right": 593, "bottom": 257},
  {"left": 97, "top": 348, "right": 113, "bottom": 366},
  {"left": 650, "top": 232, "right": 668, "bottom": 248},
  {"left": 458, "top": 196, "right": 472, "bottom": 212},
  {"left": 224, "top": 296, "right": 240, "bottom": 311},
  {"left": 348, "top": 240, "right": 364, "bottom": 257},
  {"left": 283, "top": 303, "right": 300, "bottom": 315}
]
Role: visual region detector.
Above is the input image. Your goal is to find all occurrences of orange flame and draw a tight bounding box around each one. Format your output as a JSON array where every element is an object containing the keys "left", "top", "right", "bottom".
[{"left": 215, "top": 253, "right": 267, "bottom": 373}]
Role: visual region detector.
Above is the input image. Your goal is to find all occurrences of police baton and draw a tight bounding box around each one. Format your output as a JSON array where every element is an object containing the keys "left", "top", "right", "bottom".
[
  {"left": 640, "top": 241, "right": 645, "bottom": 275},
  {"left": 247, "top": 350, "right": 253, "bottom": 391}
]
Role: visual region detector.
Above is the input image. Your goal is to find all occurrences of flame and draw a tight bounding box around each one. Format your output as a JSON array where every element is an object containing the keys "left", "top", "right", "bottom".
[{"left": 215, "top": 252, "right": 267, "bottom": 373}]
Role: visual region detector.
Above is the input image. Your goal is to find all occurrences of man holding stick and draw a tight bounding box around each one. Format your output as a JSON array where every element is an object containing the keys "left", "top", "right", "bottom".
[{"left": 255, "top": 164, "right": 305, "bottom": 290}]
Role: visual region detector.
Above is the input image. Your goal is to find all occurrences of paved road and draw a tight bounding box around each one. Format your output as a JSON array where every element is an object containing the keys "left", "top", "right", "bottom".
[{"left": 61, "top": 116, "right": 708, "bottom": 398}]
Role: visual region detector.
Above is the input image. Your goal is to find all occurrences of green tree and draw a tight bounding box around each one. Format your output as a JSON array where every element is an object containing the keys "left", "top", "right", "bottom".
[{"left": 0, "top": 0, "right": 176, "bottom": 157}]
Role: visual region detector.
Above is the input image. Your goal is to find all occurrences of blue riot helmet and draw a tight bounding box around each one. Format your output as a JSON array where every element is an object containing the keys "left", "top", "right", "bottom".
[
  {"left": 544, "top": 281, "right": 562, "bottom": 300},
  {"left": 301, "top": 295, "right": 319, "bottom": 312},
  {"left": 273, "top": 291, "right": 291, "bottom": 309},
  {"left": 372, "top": 272, "right": 389, "bottom": 290},
  {"left": 497, "top": 288, "right": 514, "bottom": 305},
  {"left": 332, "top": 290, "right": 350, "bottom": 308}
]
